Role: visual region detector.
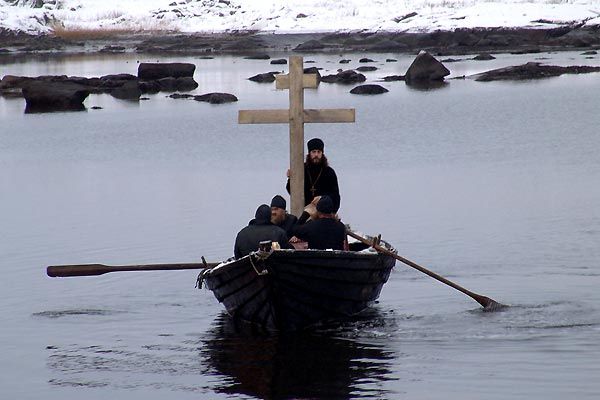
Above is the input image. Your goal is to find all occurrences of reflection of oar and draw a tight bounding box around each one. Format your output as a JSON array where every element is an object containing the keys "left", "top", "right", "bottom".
[
  {"left": 47, "top": 261, "right": 220, "bottom": 278},
  {"left": 347, "top": 230, "right": 506, "bottom": 311}
]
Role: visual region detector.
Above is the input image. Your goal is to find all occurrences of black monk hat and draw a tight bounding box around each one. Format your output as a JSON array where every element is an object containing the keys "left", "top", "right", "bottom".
[
  {"left": 307, "top": 138, "right": 324, "bottom": 152},
  {"left": 270, "top": 195, "right": 286, "bottom": 209},
  {"left": 316, "top": 195, "right": 335, "bottom": 214}
]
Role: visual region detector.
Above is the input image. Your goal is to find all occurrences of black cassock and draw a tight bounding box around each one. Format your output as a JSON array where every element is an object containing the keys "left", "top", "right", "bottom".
[{"left": 287, "top": 163, "right": 340, "bottom": 212}]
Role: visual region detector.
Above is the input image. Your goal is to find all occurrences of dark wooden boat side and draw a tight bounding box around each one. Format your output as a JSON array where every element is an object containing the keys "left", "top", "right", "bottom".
[{"left": 202, "top": 246, "right": 396, "bottom": 331}]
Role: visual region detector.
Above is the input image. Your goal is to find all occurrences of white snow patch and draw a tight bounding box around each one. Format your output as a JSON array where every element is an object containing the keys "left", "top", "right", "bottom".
[{"left": 1, "top": 0, "right": 599, "bottom": 35}]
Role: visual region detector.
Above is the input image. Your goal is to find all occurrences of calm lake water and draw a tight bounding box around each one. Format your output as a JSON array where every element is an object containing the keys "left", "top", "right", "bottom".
[{"left": 1, "top": 50, "right": 600, "bottom": 399}]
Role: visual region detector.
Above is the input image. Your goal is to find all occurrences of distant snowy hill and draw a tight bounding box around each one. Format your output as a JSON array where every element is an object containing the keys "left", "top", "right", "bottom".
[{"left": 1, "top": 0, "right": 600, "bottom": 35}]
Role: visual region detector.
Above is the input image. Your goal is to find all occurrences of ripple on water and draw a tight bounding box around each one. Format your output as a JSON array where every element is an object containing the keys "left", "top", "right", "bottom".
[{"left": 32, "top": 309, "right": 126, "bottom": 318}]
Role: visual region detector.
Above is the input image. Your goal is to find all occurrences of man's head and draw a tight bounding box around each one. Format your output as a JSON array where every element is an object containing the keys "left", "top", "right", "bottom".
[
  {"left": 270, "top": 195, "right": 287, "bottom": 225},
  {"left": 306, "top": 138, "right": 328, "bottom": 167},
  {"left": 254, "top": 204, "right": 272, "bottom": 224},
  {"left": 316, "top": 195, "right": 335, "bottom": 217}
]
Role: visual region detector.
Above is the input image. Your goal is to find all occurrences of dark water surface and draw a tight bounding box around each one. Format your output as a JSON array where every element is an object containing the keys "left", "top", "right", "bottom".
[{"left": 1, "top": 51, "right": 600, "bottom": 399}]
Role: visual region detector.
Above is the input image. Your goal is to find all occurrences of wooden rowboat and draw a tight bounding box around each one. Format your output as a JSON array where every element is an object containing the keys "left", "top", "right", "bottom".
[{"left": 199, "top": 237, "right": 396, "bottom": 331}]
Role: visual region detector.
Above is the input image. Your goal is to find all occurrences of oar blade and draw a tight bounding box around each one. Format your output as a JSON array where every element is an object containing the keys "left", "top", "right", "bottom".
[{"left": 47, "top": 264, "right": 110, "bottom": 277}]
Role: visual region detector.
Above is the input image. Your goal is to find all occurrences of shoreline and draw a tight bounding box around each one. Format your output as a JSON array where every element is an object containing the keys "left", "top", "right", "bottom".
[{"left": 2, "top": 26, "right": 600, "bottom": 59}]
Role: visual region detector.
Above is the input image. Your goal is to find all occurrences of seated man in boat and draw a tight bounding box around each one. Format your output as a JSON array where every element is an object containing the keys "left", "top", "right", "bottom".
[
  {"left": 270, "top": 195, "right": 298, "bottom": 237},
  {"left": 234, "top": 204, "right": 292, "bottom": 259},
  {"left": 290, "top": 196, "right": 346, "bottom": 250}
]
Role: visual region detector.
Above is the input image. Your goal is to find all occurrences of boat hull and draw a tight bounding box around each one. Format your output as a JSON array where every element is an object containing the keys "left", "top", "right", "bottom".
[{"left": 202, "top": 248, "right": 395, "bottom": 331}]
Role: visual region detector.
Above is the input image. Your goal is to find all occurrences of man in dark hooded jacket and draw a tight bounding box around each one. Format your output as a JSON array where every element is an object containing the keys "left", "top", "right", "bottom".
[
  {"left": 291, "top": 196, "right": 346, "bottom": 250},
  {"left": 234, "top": 204, "right": 291, "bottom": 259}
]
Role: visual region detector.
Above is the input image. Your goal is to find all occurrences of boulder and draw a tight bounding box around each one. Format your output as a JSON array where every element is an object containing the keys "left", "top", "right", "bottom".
[
  {"left": 356, "top": 66, "right": 378, "bottom": 72},
  {"left": 138, "top": 80, "right": 161, "bottom": 94},
  {"left": 350, "top": 84, "right": 389, "bottom": 95},
  {"left": 137, "top": 62, "right": 195, "bottom": 80},
  {"left": 270, "top": 58, "right": 287, "bottom": 64},
  {"left": 473, "top": 53, "right": 496, "bottom": 61},
  {"left": 157, "top": 77, "right": 178, "bottom": 91},
  {"left": 359, "top": 58, "right": 375, "bottom": 63},
  {"left": 248, "top": 72, "right": 276, "bottom": 83},
  {"left": 404, "top": 51, "right": 450, "bottom": 84},
  {"left": 244, "top": 54, "right": 270, "bottom": 60},
  {"left": 321, "top": 70, "right": 366, "bottom": 84},
  {"left": 22, "top": 81, "right": 89, "bottom": 113},
  {"left": 110, "top": 81, "right": 142, "bottom": 100},
  {"left": 472, "top": 62, "right": 600, "bottom": 81},
  {"left": 382, "top": 75, "right": 405, "bottom": 81},
  {"left": 194, "top": 92, "right": 238, "bottom": 104},
  {"left": 175, "top": 76, "right": 198, "bottom": 91}
]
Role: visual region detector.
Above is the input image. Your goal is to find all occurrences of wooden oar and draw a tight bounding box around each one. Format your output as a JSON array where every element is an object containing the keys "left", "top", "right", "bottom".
[
  {"left": 347, "top": 230, "right": 506, "bottom": 311},
  {"left": 47, "top": 262, "right": 220, "bottom": 278}
]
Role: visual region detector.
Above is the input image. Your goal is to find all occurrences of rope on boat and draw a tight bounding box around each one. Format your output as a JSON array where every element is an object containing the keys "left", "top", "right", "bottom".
[{"left": 249, "top": 252, "right": 270, "bottom": 276}]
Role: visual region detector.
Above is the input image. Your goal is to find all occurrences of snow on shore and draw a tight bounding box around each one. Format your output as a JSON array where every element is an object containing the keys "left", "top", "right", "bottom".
[{"left": 1, "top": 0, "right": 600, "bottom": 35}]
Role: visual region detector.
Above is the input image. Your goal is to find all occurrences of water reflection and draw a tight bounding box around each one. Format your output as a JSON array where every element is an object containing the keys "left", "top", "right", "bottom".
[{"left": 200, "top": 313, "right": 396, "bottom": 399}]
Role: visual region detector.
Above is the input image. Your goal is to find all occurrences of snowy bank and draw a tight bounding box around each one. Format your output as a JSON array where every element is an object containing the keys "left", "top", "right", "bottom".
[{"left": 1, "top": 0, "right": 600, "bottom": 35}]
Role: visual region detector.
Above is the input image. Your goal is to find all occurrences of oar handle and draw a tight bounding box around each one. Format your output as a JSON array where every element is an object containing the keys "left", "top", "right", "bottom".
[
  {"left": 346, "top": 230, "right": 505, "bottom": 311},
  {"left": 47, "top": 262, "right": 220, "bottom": 278}
]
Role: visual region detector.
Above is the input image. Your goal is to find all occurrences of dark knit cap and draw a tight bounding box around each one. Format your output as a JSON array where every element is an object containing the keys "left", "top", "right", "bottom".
[
  {"left": 270, "top": 195, "right": 286, "bottom": 209},
  {"left": 254, "top": 204, "right": 272, "bottom": 223},
  {"left": 307, "top": 138, "right": 324, "bottom": 152},
  {"left": 316, "top": 195, "right": 335, "bottom": 214}
]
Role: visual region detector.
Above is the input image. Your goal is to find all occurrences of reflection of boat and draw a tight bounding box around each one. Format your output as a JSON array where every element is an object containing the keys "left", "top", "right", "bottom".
[
  {"left": 200, "top": 313, "right": 395, "bottom": 399},
  {"left": 200, "top": 238, "right": 396, "bottom": 331}
]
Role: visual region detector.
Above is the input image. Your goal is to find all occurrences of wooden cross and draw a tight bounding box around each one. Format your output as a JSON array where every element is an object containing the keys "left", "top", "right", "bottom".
[{"left": 238, "top": 56, "right": 355, "bottom": 216}]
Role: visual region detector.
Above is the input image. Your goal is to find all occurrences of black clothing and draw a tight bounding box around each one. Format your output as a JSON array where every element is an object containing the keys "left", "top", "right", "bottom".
[
  {"left": 286, "top": 163, "right": 341, "bottom": 212},
  {"left": 274, "top": 213, "right": 298, "bottom": 237},
  {"left": 291, "top": 217, "right": 346, "bottom": 250},
  {"left": 316, "top": 195, "right": 335, "bottom": 214},
  {"left": 234, "top": 219, "right": 291, "bottom": 259},
  {"left": 307, "top": 138, "right": 324, "bottom": 152}
]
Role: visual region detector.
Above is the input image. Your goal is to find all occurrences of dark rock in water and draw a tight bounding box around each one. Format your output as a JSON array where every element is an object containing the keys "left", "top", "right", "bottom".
[
  {"left": 510, "top": 48, "right": 541, "bottom": 54},
  {"left": 157, "top": 77, "right": 178, "bottom": 91},
  {"left": 472, "top": 61, "right": 600, "bottom": 81},
  {"left": 359, "top": 58, "right": 375, "bottom": 63},
  {"left": 110, "top": 81, "right": 141, "bottom": 100},
  {"left": 0, "top": 48, "right": 11, "bottom": 53},
  {"left": 382, "top": 75, "right": 405, "bottom": 81},
  {"left": 101, "top": 73, "right": 137, "bottom": 81},
  {"left": 303, "top": 67, "right": 321, "bottom": 80},
  {"left": 176, "top": 76, "right": 198, "bottom": 91},
  {"left": 248, "top": 72, "right": 276, "bottom": 83},
  {"left": 441, "top": 58, "right": 463, "bottom": 63},
  {"left": 581, "top": 50, "right": 598, "bottom": 55},
  {"left": 221, "top": 37, "right": 265, "bottom": 51},
  {"left": 100, "top": 45, "right": 125, "bottom": 53},
  {"left": 350, "top": 84, "right": 389, "bottom": 95},
  {"left": 473, "top": 53, "right": 495, "bottom": 61},
  {"left": 321, "top": 70, "right": 366, "bottom": 84},
  {"left": 91, "top": 106, "right": 103, "bottom": 110},
  {"left": 339, "top": 59, "right": 351, "bottom": 64},
  {"left": 168, "top": 93, "right": 195, "bottom": 99},
  {"left": 22, "top": 81, "right": 89, "bottom": 113},
  {"left": 386, "top": 59, "right": 397, "bottom": 62},
  {"left": 294, "top": 39, "right": 324, "bottom": 51},
  {"left": 244, "top": 54, "right": 270, "bottom": 60},
  {"left": 356, "top": 66, "right": 378, "bottom": 72},
  {"left": 137, "top": 62, "right": 195, "bottom": 80},
  {"left": 194, "top": 92, "right": 238, "bottom": 104},
  {"left": 140, "top": 97, "right": 150, "bottom": 100},
  {"left": 270, "top": 58, "right": 287, "bottom": 64},
  {"left": 138, "top": 80, "right": 161, "bottom": 94},
  {"left": 404, "top": 51, "right": 450, "bottom": 84}
]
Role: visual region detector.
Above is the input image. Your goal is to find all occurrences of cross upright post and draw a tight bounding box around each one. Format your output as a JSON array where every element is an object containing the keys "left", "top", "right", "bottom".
[{"left": 238, "top": 56, "right": 355, "bottom": 217}]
